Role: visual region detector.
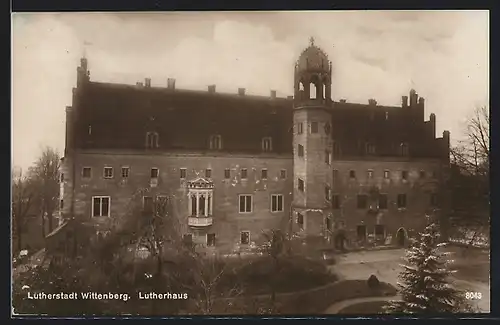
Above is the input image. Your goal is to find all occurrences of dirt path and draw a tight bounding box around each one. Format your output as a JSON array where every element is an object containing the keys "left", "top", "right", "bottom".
[
  {"left": 327, "top": 248, "right": 490, "bottom": 313},
  {"left": 324, "top": 295, "right": 400, "bottom": 314}
]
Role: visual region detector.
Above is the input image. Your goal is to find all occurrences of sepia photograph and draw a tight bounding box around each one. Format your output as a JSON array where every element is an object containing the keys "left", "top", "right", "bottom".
[{"left": 12, "top": 10, "right": 490, "bottom": 316}]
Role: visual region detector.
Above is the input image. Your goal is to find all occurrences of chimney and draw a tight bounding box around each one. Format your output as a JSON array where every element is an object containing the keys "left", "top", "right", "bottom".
[
  {"left": 402, "top": 96, "right": 408, "bottom": 107},
  {"left": 145, "top": 78, "right": 151, "bottom": 88},
  {"left": 368, "top": 99, "right": 377, "bottom": 106},
  {"left": 270, "top": 90, "right": 277, "bottom": 99},
  {"left": 409, "top": 89, "right": 418, "bottom": 106},
  {"left": 167, "top": 78, "right": 176, "bottom": 90},
  {"left": 339, "top": 99, "right": 347, "bottom": 103},
  {"left": 238, "top": 88, "right": 246, "bottom": 96},
  {"left": 208, "top": 85, "right": 216, "bottom": 93},
  {"left": 136, "top": 82, "right": 144, "bottom": 87},
  {"left": 430, "top": 113, "right": 436, "bottom": 138}
]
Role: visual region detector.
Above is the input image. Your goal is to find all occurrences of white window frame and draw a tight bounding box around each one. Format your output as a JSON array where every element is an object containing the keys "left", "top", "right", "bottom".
[
  {"left": 240, "top": 231, "right": 251, "bottom": 245},
  {"left": 103, "top": 167, "right": 114, "bottom": 179},
  {"left": 82, "top": 167, "right": 92, "bottom": 179},
  {"left": 92, "top": 196, "right": 111, "bottom": 218},
  {"left": 238, "top": 194, "right": 253, "bottom": 214},
  {"left": 121, "top": 166, "right": 130, "bottom": 178},
  {"left": 262, "top": 137, "right": 273, "bottom": 152},
  {"left": 270, "top": 194, "right": 284, "bottom": 213},
  {"left": 310, "top": 121, "right": 319, "bottom": 134}
]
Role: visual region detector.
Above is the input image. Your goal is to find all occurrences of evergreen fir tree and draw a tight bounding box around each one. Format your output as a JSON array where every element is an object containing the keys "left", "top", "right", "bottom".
[{"left": 385, "top": 222, "right": 474, "bottom": 314}]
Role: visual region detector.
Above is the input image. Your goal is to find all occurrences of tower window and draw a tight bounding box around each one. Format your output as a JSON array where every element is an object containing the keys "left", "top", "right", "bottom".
[
  {"left": 262, "top": 137, "right": 273, "bottom": 152},
  {"left": 311, "top": 122, "right": 319, "bottom": 134},
  {"left": 209, "top": 135, "right": 222, "bottom": 150},
  {"left": 297, "top": 122, "right": 304, "bottom": 135},
  {"left": 298, "top": 178, "right": 305, "bottom": 192},
  {"left": 146, "top": 132, "right": 159, "bottom": 148},
  {"left": 298, "top": 144, "right": 305, "bottom": 157}
]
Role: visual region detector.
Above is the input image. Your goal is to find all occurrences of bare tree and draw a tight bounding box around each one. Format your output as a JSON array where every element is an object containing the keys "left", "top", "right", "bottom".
[
  {"left": 28, "top": 146, "right": 60, "bottom": 237},
  {"left": 12, "top": 168, "right": 36, "bottom": 254},
  {"left": 449, "top": 106, "right": 490, "bottom": 251}
]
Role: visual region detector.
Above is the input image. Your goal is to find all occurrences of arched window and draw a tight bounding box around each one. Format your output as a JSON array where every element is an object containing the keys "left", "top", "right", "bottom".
[
  {"left": 209, "top": 135, "right": 222, "bottom": 150},
  {"left": 310, "top": 83, "right": 317, "bottom": 99},
  {"left": 146, "top": 132, "right": 159, "bottom": 148}
]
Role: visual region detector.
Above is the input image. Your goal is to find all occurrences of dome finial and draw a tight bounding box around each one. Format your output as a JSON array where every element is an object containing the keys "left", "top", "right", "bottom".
[{"left": 309, "top": 36, "right": 315, "bottom": 47}]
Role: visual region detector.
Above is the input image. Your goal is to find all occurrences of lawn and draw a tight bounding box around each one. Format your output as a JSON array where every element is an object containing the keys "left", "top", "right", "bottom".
[
  {"left": 453, "top": 263, "right": 490, "bottom": 284},
  {"left": 337, "top": 300, "right": 388, "bottom": 314}
]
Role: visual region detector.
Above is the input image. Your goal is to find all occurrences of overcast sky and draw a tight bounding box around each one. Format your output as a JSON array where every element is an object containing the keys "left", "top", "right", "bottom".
[{"left": 12, "top": 11, "right": 489, "bottom": 171}]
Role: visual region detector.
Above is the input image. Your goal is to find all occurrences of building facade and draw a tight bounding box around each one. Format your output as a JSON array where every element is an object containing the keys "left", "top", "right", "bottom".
[{"left": 56, "top": 39, "right": 450, "bottom": 255}]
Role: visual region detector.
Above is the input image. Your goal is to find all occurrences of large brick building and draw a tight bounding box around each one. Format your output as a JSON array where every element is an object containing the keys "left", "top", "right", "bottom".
[{"left": 56, "top": 39, "right": 450, "bottom": 255}]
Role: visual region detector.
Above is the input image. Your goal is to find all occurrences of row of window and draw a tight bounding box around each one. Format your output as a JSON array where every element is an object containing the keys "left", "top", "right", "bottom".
[
  {"left": 297, "top": 142, "right": 410, "bottom": 159},
  {"left": 80, "top": 166, "right": 288, "bottom": 181},
  {"left": 90, "top": 193, "right": 285, "bottom": 217},
  {"left": 143, "top": 132, "right": 275, "bottom": 152},
  {"left": 181, "top": 231, "right": 251, "bottom": 247},
  {"left": 326, "top": 193, "right": 438, "bottom": 209}
]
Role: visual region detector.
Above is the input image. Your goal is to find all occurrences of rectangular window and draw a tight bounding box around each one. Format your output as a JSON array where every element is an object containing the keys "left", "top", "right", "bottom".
[
  {"left": 430, "top": 193, "right": 438, "bottom": 207},
  {"left": 298, "top": 144, "right": 304, "bottom": 157},
  {"left": 60, "top": 173, "right": 64, "bottom": 183},
  {"left": 239, "top": 195, "right": 253, "bottom": 213},
  {"left": 378, "top": 194, "right": 388, "bottom": 209},
  {"left": 367, "top": 170, "right": 374, "bottom": 179},
  {"left": 402, "top": 170, "right": 409, "bottom": 181},
  {"left": 241, "top": 168, "right": 248, "bottom": 179},
  {"left": 311, "top": 121, "right": 319, "bottom": 134},
  {"left": 298, "top": 178, "right": 305, "bottom": 192},
  {"left": 143, "top": 196, "right": 154, "bottom": 214},
  {"left": 224, "top": 168, "right": 230, "bottom": 179},
  {"left": 357, "top": 194, "right": 368, "bottom": 209},
  {"left": 326, "top": 218, "right": 331, "bottom": 231},
  {"left": 271, "top": 194, "right": 284, "bottom": 212},
  {"left": 240, "top": 231, "right": 250, "bottom": 245},
  {"left": 297, "top": 122, "right": 303, "bottom": 134},
  {"left": 205, "top": 168, "right": 212, "bottom": 178},
  {"left": 207, "top": 233, "right": 216, "bottom": 247},
  {"left": 92, "top": 196, "right": 110, "bottom": 217},
  {"left": 261, "top": 169, "right": 268, "bottom": 180},
  {"left": 384, "top": 170, "right": 390, "bottom": 179},
  {"left": 121, "top": 167, "right": 129, "bottom": 178},
  {"left": 325, "top": 150, "right": 331, "bottom": 165},
  {"left": 397, "top": 194, "right": 407, "bottom": 208},
  {"left": 325, "top": 185, "right": 331, "bottom": 201},
  {"left": 280, "top": 169, "right": 287, "bottom": 179},
  {"left": 349, "top": 170, "right": 356, "bottom": 179},
  {"left": 104, "top": 167, "right": 113, "bottom": 179},
  {"left": 151, "top": 168, "right": 159, "bottom": 179},
  {"left": 209, "top": 135, "right": 222, "bottom": 150},
  {"left": 180, "top": 168, "right": 186, "bottom": 179},
  {"left": 60, "top": 199, "right": 64, "bottom": 209},
  {"left": 297, "top": 213, "right": 304, "bottom": 228},
  {"left": 332, "top": 194, "right": 340, "bottom": 209},
  {"left": 82, "top": 167, "right": 92, "bottom": 178}
]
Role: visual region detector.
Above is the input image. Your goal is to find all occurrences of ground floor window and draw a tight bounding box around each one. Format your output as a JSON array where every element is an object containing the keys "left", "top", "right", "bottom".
[
  {"left": 207, "top": 233, "right": 216, "bottom": 247},
  {"left": 240, "top": 231, "right": 250, "bottom": 245}
]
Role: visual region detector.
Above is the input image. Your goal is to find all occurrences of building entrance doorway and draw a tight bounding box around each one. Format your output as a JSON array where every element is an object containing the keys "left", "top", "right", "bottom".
[{"left": 396, "top": 228, "right": 406, "bottom": 247}]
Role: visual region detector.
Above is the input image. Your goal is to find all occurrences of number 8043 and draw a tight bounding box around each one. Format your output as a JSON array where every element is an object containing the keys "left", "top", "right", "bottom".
[{"left": 465, "top": 292, "right": 482, "bottom": 300}]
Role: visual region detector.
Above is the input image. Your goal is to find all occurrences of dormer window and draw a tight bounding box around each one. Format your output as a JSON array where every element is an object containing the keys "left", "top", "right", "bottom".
[
  {"left": 366, "top": 143, "right": 376, "bottom": 155},
  {"left": 146, "top": 132, "right": 159, "bottom": 148},
  {"left": 400, "top": 142, "right": 409, "bottom": 156},
  {"left": 262, "top": 137, "right": 273, "bottom": 152},
  {"left": 209, "top": 135, "right": 222, "bottom": 150}
]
